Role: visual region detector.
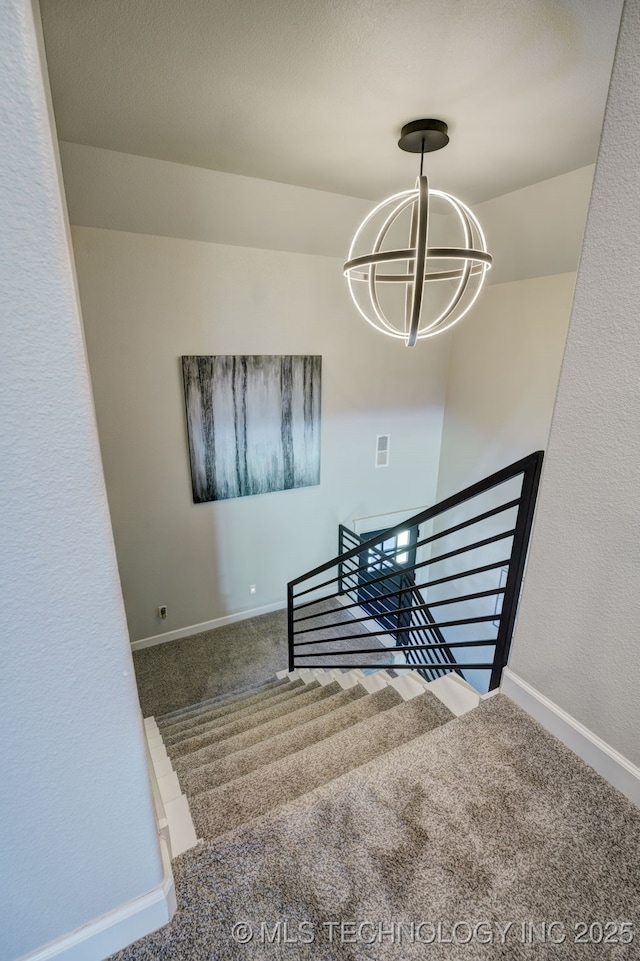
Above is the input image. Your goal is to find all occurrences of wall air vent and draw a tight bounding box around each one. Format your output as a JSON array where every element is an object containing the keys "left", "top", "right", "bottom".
[{"left": 375, "top": 434, "right": 390, "bottom": 468}]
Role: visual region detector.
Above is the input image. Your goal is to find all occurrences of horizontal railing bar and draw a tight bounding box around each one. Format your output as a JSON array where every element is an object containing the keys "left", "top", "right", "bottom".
[
  {"left": 290, "top": 453, "right": 541, "bottom": 587},
  {"left": 291, "top": 546, "right": 408, "bottom": 603},
  {"left": 294, "top": 529, "right": 515, "bottom": 602},
  {"left": 340, "top": 543, "right": 361, "bottom": 555},
  {"left": 421, "top": 587, "right": 506, "bottom": 608},
  {"left": 340, "top": 584, "right": 402, "bottom": 620},
  {"left": 292, "top": 614, "right": 499, "bottom": 646},
  {"left": 293, "top": 585, "right": 506, "bottom": 627},
  {"left": 293, "top": 603, "right": 501, "bottom": 636},
  {"left": 291, "top": 559, "right": 511, "bottom": 615},
  {"left": 340, "top": 499, "right": 518, "bottom": 576},
  {"left": 339, "top": 569, "right": 396, "bottom": 588},
  {"left": 396, "top": 637, "right": 497, "bottom": 651},
  {"left": 399, "top": 623, "right": 453, "bottom": 645},
  {"left": 405, "top": 651, "right": 450, "bottom": 670},
  {"left": 290, "top": 452, "right": 544, "bottom": 692},
  {"left": 298, "top": 530, "right": 515, "bottom": 601},
  {"left": 323, "top": 544, "right": 510, "bottom": 611},
  {"left": 293, "top": 630, "right": 381, "bottom": 647},
  {"left": 295, "top": 636, "right": 497, "bottom": 655},
  {"left": 334, "top": 568, "right": 404, "bottom": 594},
  {"left": 398, "top": 622, "right": 449, "bottom": 642},
  {"left": 418, "top": 497, "right": 518, "bottom": 545},
  {"left": 408, "top": 665, "right": 448, "bottom": 678},
  {"left": 402, "top": 640, "right": 457, "bottom": 659},
  {"left": 292, "top": 592, "right": 353, "bottom": 614},
  {"left": 296, "top": 660, "right": 495, "bottom": 669},
  {"left": 410, "top": 559, "right": 511, "bottom": 592},
  {"left": 353, "top": 498, "right": 521, "bottom": 570},
  {"left": 397, "top": 530, "right": 516, "bottom": 579},
  {"left": 409, "top": 646, "right": 448, "bottom": 665},
  {"left": 409, "top": 604, "right": 443, "bottom": 625},
  {"left": 292, "top": 569, "right": 348, "bottom": 600},
  {"left": 408, "top": 664, "right": 446, "bottom": 675}
]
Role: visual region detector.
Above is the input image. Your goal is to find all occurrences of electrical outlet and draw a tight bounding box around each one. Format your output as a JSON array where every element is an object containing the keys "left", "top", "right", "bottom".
[
  {"left": 249, "top": 585, "right": 256, "bottom": 595},
  {"left": 158, "top": 605, "right": 167, "bottom": 619}
]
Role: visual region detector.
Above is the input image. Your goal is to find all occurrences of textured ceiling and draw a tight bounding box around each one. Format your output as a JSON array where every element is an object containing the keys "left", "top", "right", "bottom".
[{"left": 39, "top": 0, "right": 623, "bottom": 204}]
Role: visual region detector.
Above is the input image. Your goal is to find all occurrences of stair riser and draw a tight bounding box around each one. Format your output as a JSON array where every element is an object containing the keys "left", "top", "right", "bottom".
[
  {"left": 156, "top": 677, "right": 288, "bottom": 726},
  {"left": 180, "top": 686, "right": 402, "bottom": 795},
  {"left": 162, "top": 681, "right": 306, "bottom": 743},
  {"left": 189, "top": 691, "right": 453, "bottom": 840},
  {"left": 172, "top": 685, "right": 366, "bottom": 776},
  {"left": 168, "top": 682, "right": 338, "bottom": 759}
]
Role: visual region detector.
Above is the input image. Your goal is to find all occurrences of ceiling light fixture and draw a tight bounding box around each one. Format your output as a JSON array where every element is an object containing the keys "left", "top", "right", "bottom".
[{"left": 343, "top": 119, "right": 492, "bottom": 347}]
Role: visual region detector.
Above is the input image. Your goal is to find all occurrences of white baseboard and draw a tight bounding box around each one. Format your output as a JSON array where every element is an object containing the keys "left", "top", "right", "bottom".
[
  {"left": 131, "top": 600, "right": 287, "bottom": 651},
  {"left": 501, "top": 668, "right": 640, "bottom": 806},
  {"left": 19, "top": 838, "right": 176, "bottom": 961}
]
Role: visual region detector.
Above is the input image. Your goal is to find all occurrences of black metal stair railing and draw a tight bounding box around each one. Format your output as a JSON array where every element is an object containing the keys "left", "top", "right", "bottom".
[
  {"left": 287, "top": 451, "right": 544, "bottom": 691},
  {"left": 337, "top": 528, "right": 458, "bottom": 682}
]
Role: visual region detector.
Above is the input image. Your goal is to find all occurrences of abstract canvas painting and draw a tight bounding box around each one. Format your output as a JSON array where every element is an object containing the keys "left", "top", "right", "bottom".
[{"left": 182, "top": 355, "right": 321, "bottom": 503}]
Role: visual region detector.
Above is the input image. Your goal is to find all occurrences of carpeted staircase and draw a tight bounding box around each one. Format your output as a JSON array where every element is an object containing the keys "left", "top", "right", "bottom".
[{"left": 114, "top": 667, "right": 640, "bottom": 960}]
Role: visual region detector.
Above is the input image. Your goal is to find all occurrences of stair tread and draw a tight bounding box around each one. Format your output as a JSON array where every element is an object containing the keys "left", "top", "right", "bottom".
[
  {"left": 162, "top": 679, "right": 306, "bottom": 743},
  {"left": 189, "top": 690, "right": 454, "bottom": 840},
  {"left": 158, "top": 677, "right": 297, "bottom": 733},
  {"left": 114, "top": 694, "right": 640, "bottom": 961},
  {"left": 179, "top": 685, "right": 402, "bottom": 795},
  {"left": 173, "top": 682, "right": 366, "bottom": 776},
  {"left": 156, "top": 676, "right": 285, "bottom": 725},
  {"left": 168, "top": 680, "right": 335, "bottom": 759}
]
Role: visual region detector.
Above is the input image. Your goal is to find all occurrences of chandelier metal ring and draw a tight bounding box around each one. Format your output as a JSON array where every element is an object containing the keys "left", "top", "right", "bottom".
[{"left": 343, "top": 120, "right": 493, "bottom": 347}]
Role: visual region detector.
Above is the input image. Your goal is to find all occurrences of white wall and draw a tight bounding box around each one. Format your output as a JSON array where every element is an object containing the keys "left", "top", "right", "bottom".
[
  {"left": 476, "top": 165, "right": 595, "bottom": 286},
  {"left": 59, "top": 141, "right": 371, "bottom": 258},
  {"left": 0, "top": 3, "right": 163, "bottom": 958},
  {"left": 60, "top": 142, "right": 595, "bottom": 286},
  {"left": 71, "top": 223, "right": 450, "bottom": 643},
  {"left": 425, "top": 273, "right": 577, "bottom": 693},
  {"left": 60, "top": 142, "right": 596, "bottom": 649},
  {"left": 508, "top": 0, "right": 640, "bottom": 767},
  {"left": 436, "top": 272, "right": 577, "bottom": 497}
]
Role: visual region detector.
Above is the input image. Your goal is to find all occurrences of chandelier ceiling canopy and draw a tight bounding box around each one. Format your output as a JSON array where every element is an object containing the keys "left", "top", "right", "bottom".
[{"left": 343, "top": 120, "right": 493, "bottom": 347}]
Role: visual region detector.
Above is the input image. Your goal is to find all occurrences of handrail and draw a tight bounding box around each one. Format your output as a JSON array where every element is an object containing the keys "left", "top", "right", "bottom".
[
  {"left": 289, "top": 452, "right": 542, "bottom": 587},
  {"left": 287, "top": 451, "right": 544, "bottom": 691}
]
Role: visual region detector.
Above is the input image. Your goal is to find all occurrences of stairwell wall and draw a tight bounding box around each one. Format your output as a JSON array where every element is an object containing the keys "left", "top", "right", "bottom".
[
  {"left": 425, "top": 265, "right": 584, "bottom": 691},
  {"left": 63, "top": 147, "right": 452, "bottom": 644},
  {"left": 1, "top": 3, "right": 164, "bottom": 958},
  {"left": 508, "top": 0, "right": 640, "bottom": 769},
  {"left": 435, "top": 272, "right": 577, "bottom": 496}
]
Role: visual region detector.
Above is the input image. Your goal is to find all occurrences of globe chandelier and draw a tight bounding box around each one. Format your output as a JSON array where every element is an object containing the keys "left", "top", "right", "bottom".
[{"left": 343, "top": 119, "right": 493, "bottom": 347}]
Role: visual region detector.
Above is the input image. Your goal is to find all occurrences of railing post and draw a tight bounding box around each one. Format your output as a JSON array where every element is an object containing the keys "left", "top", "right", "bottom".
[
  {"left": 489, "top": 452, "right": 544, "bottom": 690},
  {"left": 287, "top": 582, "right": 295, "bottom": 673},
  {"left": 337, "top": 525, "right": 345, "bottom": 595}
]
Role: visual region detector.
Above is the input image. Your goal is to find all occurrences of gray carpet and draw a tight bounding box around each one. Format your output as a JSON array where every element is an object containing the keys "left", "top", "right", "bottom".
[
  {"left": 156, "top": 678, "right": 303, "bottom": 743},
  {"left": 169, "top": 681, "right": 342, "bottom": 760},
  {"left": 134, "top": 602, "right": 388, "bottom": 717},
  {"left": 162, "top": 680, "right": 308, "bottom": 744},
  {"left": 173, "top": 683, "right": 368, "bottom": 778},
  {"left": 187, "top": 690, "right": 453, "bottom": 840},
  {"left": 157, "top": 677, "right": 290, "bottom": 727},
  {"left": 133, "top": 610, "right": 292, "bottom": 717},
  {"left": 111, "top": 694, "right": 640, "bottom": 960},
  {"left": 177, "top": 685, "right": 402, "bottom": 797}
]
